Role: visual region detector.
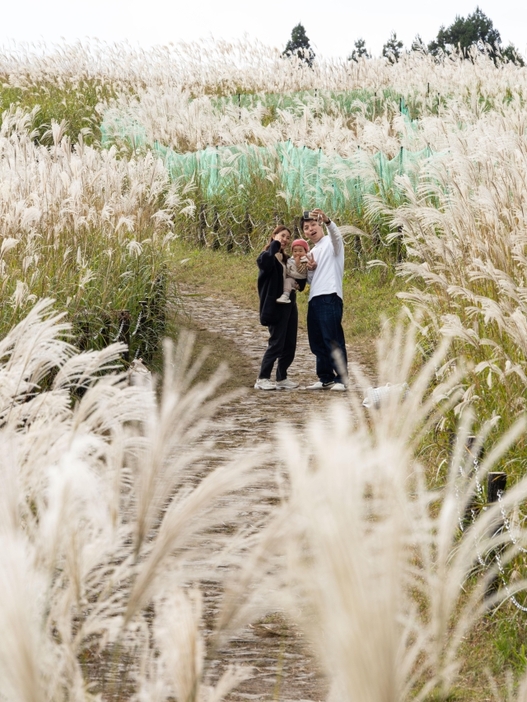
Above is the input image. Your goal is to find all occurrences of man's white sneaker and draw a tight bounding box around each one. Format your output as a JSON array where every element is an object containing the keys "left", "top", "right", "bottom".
[
  {"left": 276, "top": 294, "right": 291, "bottom": 304},
  {"left": 305, "top": 380, "right": 335, "bottom": 390},
  {"left": 276, "top": 378, "right": 299, "bottom": 390},
  {"left": 330, "top": 382, "right": 347, "bottom": 391},
  {"left": 254, "top": 378, "right": 276, "bottom": 390}
]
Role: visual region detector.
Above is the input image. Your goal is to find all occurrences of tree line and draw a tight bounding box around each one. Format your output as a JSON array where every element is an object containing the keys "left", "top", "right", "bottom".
[{"left": 283, "top": 7, "right": 524, "bottom": 66}]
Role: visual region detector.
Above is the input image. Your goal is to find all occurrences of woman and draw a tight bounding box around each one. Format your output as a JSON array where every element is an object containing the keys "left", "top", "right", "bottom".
[{"left": 254, "top": 225, "right": 306, "bottom": 390}]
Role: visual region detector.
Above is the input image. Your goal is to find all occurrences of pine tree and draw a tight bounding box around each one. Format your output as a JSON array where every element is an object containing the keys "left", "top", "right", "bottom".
[
  {"left": 501, "top": 43, "right": 525, "bottom": 66},
  {"left": 283, "top": 23, "right": 315, "bottom": 67},
  {"left": 382, "top": 31, "right": 404, "bottom": 62},
  {"left": 427, "top": 7, "right": 525, "bottom": 64},
  {"left": 348, "top": 38, "right": 371, "bottom": 61},
  {"left": 428, "top": 7, "right": 500, "bottom": 58},
  {"left": 411, "top": 35, "right": 427, "bottom": 54}
]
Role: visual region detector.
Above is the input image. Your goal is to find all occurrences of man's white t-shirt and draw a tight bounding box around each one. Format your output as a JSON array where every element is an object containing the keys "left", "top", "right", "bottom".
[{"left": 307, "top": 222, "right": 344, "bottom": 301}]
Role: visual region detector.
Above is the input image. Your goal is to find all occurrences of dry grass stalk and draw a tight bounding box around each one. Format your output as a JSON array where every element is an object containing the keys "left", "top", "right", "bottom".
[
  {"left": 359, "top": 103, "right": 527, "bottom": 421},
  {"left": 4, "top": 308, "right": 527, "bottom": 700},
  {"left": 2, "top": 40, "right": 526, "bottom": 97},
  {"left": 0, "top": 300, "right": 272, "bottom": 702},
  {"left": 0, "top": 106, "right": 195, "bottom": 337},
  {"left": 253, "top": 321, "right": 527, "bottom": 701}
]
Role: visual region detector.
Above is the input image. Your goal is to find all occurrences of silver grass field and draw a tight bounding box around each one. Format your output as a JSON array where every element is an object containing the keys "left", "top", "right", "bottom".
[{"left": 3, "top": 40, "right": 527, "bottom": 700}]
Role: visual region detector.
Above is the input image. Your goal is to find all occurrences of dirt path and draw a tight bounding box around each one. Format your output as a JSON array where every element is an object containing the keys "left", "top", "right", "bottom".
[
  {"left": 178, "top": 286, "right": 372, "bottom": 702},
  {"left": 179, "top": 283, "right": 368, "bottom": 390}
]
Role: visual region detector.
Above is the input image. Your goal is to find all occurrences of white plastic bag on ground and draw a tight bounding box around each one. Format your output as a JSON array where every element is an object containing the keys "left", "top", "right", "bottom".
[{"left": 362, "top": 382, "right": 409, "bottom": 409}]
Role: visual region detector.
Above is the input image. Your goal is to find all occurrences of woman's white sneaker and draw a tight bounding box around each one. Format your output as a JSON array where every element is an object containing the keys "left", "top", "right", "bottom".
[
  {"left": 254, "top": 378, "right": 276, "bottom": 390},
  {"left": 276, "top": 378, "right": 299, "bottom": 389}
]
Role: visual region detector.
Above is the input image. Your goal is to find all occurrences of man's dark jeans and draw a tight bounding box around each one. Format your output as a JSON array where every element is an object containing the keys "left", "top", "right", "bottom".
[
  {"left": 259, "top": 301, "right": 298, "bottom": 381},
  {"left": 307, "top": 293, "right": 348, "bottom": 384}
]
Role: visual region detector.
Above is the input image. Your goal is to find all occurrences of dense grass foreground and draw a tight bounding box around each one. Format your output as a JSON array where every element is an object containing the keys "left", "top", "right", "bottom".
[
  {"left": 0, "top": 300, "right": 270, "bottom": 701},
  {"left": 4, "top": 302, "right": 527, "bottom": 701}
]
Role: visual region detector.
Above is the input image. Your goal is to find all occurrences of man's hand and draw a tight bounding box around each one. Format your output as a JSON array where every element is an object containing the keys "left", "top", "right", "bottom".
[
  {"left": 306, "top": 253, "right": 317, "bottom": 271},
  {"left": 311, "top": 208, "right": 330, "bottom": 225}
]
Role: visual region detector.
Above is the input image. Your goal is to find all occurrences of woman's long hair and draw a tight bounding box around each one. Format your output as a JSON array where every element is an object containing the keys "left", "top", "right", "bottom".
[{"left": 264, "top": 225, "right": 291, "bottom": 263}]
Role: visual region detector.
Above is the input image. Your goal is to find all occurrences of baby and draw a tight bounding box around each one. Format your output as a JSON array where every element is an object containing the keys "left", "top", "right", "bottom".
[{"left": 277, "top": 238, "right": 310, "bottom": 304}]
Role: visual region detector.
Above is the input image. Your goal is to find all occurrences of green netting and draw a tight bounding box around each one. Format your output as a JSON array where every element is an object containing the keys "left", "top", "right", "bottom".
[
  {"left": 101, "top": 113, "right": 439, "bottom": 214},
  {"left": 161, "top": 141, "right": 438, "bottom": 212},
  {"left": 211, "top": 88, "right": 417, "bottom": 118}
]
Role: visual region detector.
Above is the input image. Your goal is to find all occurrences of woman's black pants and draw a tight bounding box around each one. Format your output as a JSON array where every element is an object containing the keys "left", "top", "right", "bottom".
[{"left": 258, "top": 302, "right": 298, "bottom": 381}]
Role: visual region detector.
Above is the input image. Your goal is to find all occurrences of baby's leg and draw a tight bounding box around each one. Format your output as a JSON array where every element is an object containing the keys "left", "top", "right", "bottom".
[
  {"left": 283, "top": 277, "right": 295, "bottom": 294},
  {"left": 277, "top": 276, "right": 294, "bottom": 303}
]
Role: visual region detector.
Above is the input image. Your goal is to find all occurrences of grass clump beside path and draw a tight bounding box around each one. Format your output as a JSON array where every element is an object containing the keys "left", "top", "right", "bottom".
[
  {"left": 0, "top": 79, "right": 116, "bottom": 145},
  {"left": 170, "top": 240, "right": 406, "bottom": 376}
]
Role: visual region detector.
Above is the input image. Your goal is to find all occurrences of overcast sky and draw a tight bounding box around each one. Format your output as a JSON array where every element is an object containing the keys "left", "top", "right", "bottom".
[{"left": 1, "top": 0, "right": 526, "bottom": 59}]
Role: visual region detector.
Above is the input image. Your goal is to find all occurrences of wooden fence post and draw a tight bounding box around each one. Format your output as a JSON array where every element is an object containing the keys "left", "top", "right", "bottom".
[
  {"left": 487, "top": 472, "right": 507, "bottom": 505},
  {"left": 486, "top": 471, "right": 507, "bottom": 600}
]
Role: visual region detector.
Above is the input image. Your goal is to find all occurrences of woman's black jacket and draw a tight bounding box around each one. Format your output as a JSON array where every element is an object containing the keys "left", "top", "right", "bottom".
[{"left": 257, "top": 240, "right": 306, "bottom": 326}]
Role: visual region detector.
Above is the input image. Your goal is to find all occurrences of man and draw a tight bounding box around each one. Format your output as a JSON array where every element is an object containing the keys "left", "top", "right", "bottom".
[{"left": 302, "top": 209, "right": 348, "bottom": 391}]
